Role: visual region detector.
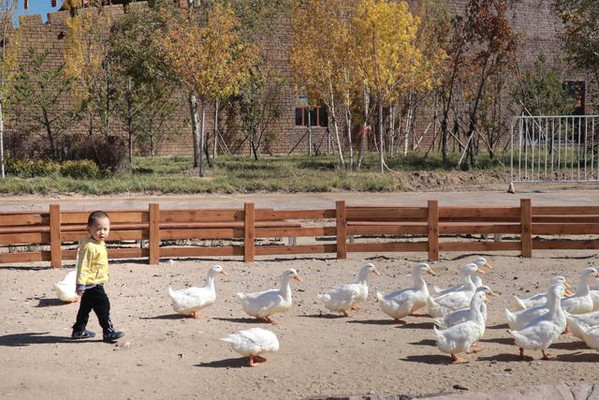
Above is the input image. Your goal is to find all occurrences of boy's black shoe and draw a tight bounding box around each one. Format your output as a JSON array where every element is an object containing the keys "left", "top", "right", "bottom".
[
  {"left": 103, "top": 331, "right": 125, "bottom": 343},
  {"left": 71, "top": 329, "right": 96, "bottom": 339}
]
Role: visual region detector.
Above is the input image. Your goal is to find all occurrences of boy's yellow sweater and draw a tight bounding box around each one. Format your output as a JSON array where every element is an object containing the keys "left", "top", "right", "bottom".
[{"left": 75, "top": 237, "right": 109, "bottom": 290}]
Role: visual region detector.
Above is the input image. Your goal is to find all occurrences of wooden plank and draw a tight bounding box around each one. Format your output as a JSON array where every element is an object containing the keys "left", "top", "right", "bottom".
[
  {"left": 0, "top": 225, "right": 50, "bottom": 233},
  {"left": 161, "top": 209, "right": 245, "bottom": 223},
  {"left": 149, "top": 203, "right": 160, "bottom": 265},
  {"left": 0, "top": 232, "right": 48, "bottom": 245},
  {"left": 107, "top": 248, "right": 149, "bottom": 259},
  {"left": 347, "top": 242, "right": 428, "bottom": 252},
  {"left": 346, "top": 207, "right": 427, "bottom": 221},
  {"left": 160, "top": 228, "right": 242, "bottom": 240},
  {"left": 255, "top": 209, "right": 336, "bottom": 220},
  {"left": 160, "top": 246, "right": 243, "bottom": 258},
  {"left": 50, "top": 204, "right": 62, "bottom": 268},
  {"left": 347, "top": 225, "right": 428, "bottom": 235},
  {"left": 336, "top": 201, "right": 347, "bottom": 259},
  {"left": 0, "top": 251, "right": 51, "bottom": 263},
  {"left": 256, "top": 227, "right": 336, "bottom": 238},
  {"left": 439, "top": 241, "right": 521, "bottom": 252},
  {"left": 439, "top": 207, "right": 520, "bottom": 221},
  {"left": 255, "top": 244, "right": 337, "bottom": 255},
  {"left": 244, "top": 203, "right": 255, "bottom": 262},
  {"left": 428, "top": 200, "right": 439, "bottom": 262},
  {"left": 532, "top": 224, "right": 599, "bottom": 235},
  {"left": 520, "top": 198, "right": 532, "bottom": 258},
  {"left": 0, "top": 213, "right": 47, "bottom": 227},
  {"left": 61, "top": 211, "right": 147, "bottom": 224},
  {"left": 439, "top": 224, "right": 521, "bottom": 234},
  {"left": 533, "top": 216, "right": 599, "bottom": 223},
  {"left": 62, "top": 230, "right": 147, "bottom": 242},
  {"left": 533, "top": 239, "right": 599, "bottom": 250},
  {"left": 533, "top": 206, "right": 599, "bottom": 216}
]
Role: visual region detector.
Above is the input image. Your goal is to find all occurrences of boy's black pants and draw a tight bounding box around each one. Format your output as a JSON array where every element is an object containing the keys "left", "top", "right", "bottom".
[{"left": 72, "top": 284, "right": 114, "bottom": 334}]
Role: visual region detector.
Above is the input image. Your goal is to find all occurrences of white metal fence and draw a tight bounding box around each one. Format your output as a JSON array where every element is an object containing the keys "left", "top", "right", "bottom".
[{"left": 511, "top": 115, "right": 599, "bottom": 184}]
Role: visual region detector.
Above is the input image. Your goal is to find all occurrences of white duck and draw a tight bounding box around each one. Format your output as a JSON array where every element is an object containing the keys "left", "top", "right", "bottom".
[
  {"left": 512, "top": 276, "right": 570, "bottom": 310},
  {"left": 433, "top": 290, "right": 488, "bottom": 363},
  {"left": 376, "top": 263, "right": 436, "bottom": 323},
  {"left": 237, "top": 269, "right": 302, "bottom": 323},
  {"left": 433, "top": 257, "right": 491, "bottom": 295},
  {"left": 508, "top": 284, "right": 567, "bottom": 360},
  {"left": 590, "top": 276, "right": 599, "bottom": 310},
  {"left": 575, "top": 325, "right": 599, "bottom": 351},
  {"left": 566, "top": 311, "right": 599, "bottom": 340},
  {"left": 53, "top": 269, "right": 78, "bottom": 303},
  {"left": 168, "top": 265, "right": 228, "bottom": 318},
  {"left": 561, "top": 267, "right": 599, "bottom": 315},
  {"left": 427, "top": 263, "right": 483, "bottom": 318},
  {"left": 505, "top": 277, "right": 568, "bottom": 331},
  {"left": 317, "top": 263, "right": 380, "bottom": 317},
  {"left": 434, "top": 286, "right": 496, "bottom": 330},
  {"left": 220, "top": 327, "right": 280, "bottom": 366}
]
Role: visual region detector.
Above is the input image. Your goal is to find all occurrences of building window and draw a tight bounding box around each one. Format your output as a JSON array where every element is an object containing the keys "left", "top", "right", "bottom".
[
  {"left": 294, "top": 93, "right": 328, "bottom": 127},
  {"left": 563, "top": 81, "right": 585, "bottom": 115}
]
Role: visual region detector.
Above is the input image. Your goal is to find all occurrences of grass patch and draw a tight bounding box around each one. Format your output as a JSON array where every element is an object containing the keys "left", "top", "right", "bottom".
[{"left": 0, "top": 152, "right": 509, "bottom": 195}]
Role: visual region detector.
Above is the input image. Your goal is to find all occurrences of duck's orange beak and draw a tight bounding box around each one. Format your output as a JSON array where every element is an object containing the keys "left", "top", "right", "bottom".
[
  {"left": 483, "top": 262, "right": 493, "bottom": 270},
  {"left": 220, "top": 270, "right": 229, "bottom": 276},
  {"left": 476, "top": 269, "right": 486, "bottom": 274},
  {"left": 373, "top": 269, "right": 381, "bottom": 276},
  {"left": 294, "top": 275, "right": 303, "bottom": 282},
  {"left": 427, "top": 269, "right": 436, "bottom": 276}
]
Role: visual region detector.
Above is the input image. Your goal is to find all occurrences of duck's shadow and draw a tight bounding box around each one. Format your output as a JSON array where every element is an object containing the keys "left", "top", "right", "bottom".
[
  {"left": 213, "top": 317, "right": 269, "bottom": 324},
  {"left": 140, "top": 314, "right": 188, "bottom": 320},
  {"left": 556, "top": 351, "right": 599, "bottom": 362},
  {"left": 298, "top": 314, "right": 346, "bottom": 320},
  {"left": 34, "top": 298, "right": 70, "bottom": 307},
  {"left": 409, "top": 339, "right": 437, "bottom": 347},
  {"left": 346, "top": 319, "right": 399, "bottom": 326},
  {"left": 196, "top": 357, "right": 249, "bottom": 368},
  {"left": 477, "top": 353, "right": 532, "bottom": 362},
  {"left": 397, "top": 322, "right": 435, "bottom": 330},
  {"left": 550, "top": 340, "right": 589, "bottom": 350},
  {"left": 478, "top": 337, "right": 514, "bottom": 345},
  {"left": 402, "top": 354, "right": 451, "bottom": 365},
  {"left": 0, "top": 332, "right": 100, "bottom": 346},
  {"left": 487, "top": 323, "right": 509, "bottom": 330}
]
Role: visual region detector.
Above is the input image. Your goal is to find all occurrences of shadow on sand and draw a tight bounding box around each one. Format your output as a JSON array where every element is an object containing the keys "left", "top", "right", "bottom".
[
  {"left": 196, "top": 357, "right": 250, "bottom": 368},
  {"left": 0, "top": 332, "right": 101, "bottom": 347},
  {"left": 402, "top": 354, "right": 451, "bottom": 365}
]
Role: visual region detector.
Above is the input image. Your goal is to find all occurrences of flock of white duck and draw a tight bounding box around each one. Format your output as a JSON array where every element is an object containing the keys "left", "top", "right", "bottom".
[{"left": 53, "top": 258, "right": 599, "bottom": 366}]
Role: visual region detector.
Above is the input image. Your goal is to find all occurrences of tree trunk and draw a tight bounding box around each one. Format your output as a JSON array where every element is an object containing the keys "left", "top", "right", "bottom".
[
  {"left": 199, "top": 99, "right": 206, "bottom": 177},
  {"left": 188, "top": 92, "right": 200, "bottom": 168},
  {"left": 0, "top": 99, "right": 5, "bottom": 178},
  {"left": 345, "top": 105, "right": 354, "bottom": 170},
  {"left": 378, "top": 99, "right": 384, "bottom": 173},
  {"left": 328, "top": 79, "right": 345, "bottom": 168}
]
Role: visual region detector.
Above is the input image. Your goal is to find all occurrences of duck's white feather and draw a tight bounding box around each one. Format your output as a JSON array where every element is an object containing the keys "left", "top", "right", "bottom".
[
  {"left": 220, "top": 328, "right": 279, "bottom": 357},
  {"left": 168, "top": 265, "right": 226, "bottom": 316},
  {"left": 53, "top": 270, "right": 77, "bottom": 303},
  {"left": 318, "top": 263, "right": 380, "bottom": 314}
]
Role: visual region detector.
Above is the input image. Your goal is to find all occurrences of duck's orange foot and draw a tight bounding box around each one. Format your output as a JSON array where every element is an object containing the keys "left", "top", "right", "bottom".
[
  {"left": 341, "top": 310, "right": 350, "bottom": 317},
  {"left": 450, "top": 354, "right": 467, "bottom": 363},
  {"left": 541, "top": 350, "right": 556, "bottom": 360},
  {"left": 351, "top": 305, "right": 361, "bottom": 311},
  {"left": 249, "top": 355, "right": 267, "bottom": 367},
  {"left": 519, "top": 347, "right": 525, "bottom": 359},
  {"left": 467, "top": 346, "right": 483, "bottom": 354},
  {"left": 394, "top": 318, "right": 407, "bottom": 324},
  {"left": 188, "top": 312, "right": 201, "bottom": 319}
]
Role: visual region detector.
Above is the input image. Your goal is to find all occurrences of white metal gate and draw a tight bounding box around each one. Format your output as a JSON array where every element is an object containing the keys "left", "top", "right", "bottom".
[{"left": 511, "top": 115, "right": 599, "bottom": 184}]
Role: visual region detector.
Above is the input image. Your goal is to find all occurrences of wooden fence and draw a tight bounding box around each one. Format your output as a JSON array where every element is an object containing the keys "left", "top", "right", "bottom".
[{"left": 0, "top": 199, "right": 598, "bottom": 268}]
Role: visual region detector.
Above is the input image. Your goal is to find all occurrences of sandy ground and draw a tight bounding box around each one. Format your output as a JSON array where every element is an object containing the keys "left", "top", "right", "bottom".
[{"left": 1, "top": 249, "right": 598, "bottom": 400}]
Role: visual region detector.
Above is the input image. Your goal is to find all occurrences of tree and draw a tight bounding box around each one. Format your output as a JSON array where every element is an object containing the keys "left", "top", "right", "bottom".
[
  {"left": 13, "top": 47, "right": 79, "bottom": 161},
  {"left": 160, "top": 1, "right": 257, "bottom": 177},
  {"left": 109, "top": 2, "right": 180, "bottom": 164},
  {"left": 291, "top": 0, "right": 354, "bottom": 168},
  {"left": 555, "top": 0, "right": 599, "bottom": 109},
  {"left": 512, "top": 53, "right": 574, "bottom": 116},
  {"left": 351, "top": 0, "right": 423, "bottom": 172},
  {"left": 0, "top": 0, "right": 19, "bottom": 177}
]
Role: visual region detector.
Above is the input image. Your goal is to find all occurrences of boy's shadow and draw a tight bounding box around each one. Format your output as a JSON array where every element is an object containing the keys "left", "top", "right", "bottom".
[{"left": 0, "top": 332, "right": 97, "bottom": 347}]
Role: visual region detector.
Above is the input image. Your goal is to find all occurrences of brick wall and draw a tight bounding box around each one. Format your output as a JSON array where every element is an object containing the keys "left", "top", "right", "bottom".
[{"left": 5, "top": 0, "right": 581, "bottom": 158}]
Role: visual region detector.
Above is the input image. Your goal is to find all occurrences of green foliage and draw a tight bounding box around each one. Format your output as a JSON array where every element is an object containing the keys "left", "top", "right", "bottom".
[
  {"left": 6, "top": 158, "right": 60, "bottom": 177},
  {"left": 60, "top": 160, "right": 100, "bottom": 179},
  {"left": 512, "top": 53, "right": 574, "bottom": 115}
]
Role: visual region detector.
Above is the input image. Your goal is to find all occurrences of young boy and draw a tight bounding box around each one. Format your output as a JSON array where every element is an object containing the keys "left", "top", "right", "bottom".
[{"left": 71, "top": 211, "right": 124, "bottom": 343}]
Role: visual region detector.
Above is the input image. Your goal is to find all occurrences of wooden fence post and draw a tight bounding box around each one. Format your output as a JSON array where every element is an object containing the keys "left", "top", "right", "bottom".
[
  {"left": 149, "top": 203, "right": 160, "bottom": 265},
  {"left": 520, "top": 198, "right": 532, "bottom": 258},
  {"left": 336, "top": 200, "right": 347, "bottom": 259},
  {"left": 50, "top": 204, "right": 62, "bottom": 268},
  {"left": 427, "top": 200, "right": 439, "bottom": 262},
  {"left": 244, "top": 203, "right": 255, "bottom": 262}
]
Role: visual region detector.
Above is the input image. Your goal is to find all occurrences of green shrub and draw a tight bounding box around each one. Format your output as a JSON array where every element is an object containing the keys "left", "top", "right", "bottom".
[
  {"left": 6, "top": 159, "right": 60, "bottom": 177},
  {"left": 60, "top": 160, "right": 100, "bottom": 179}
]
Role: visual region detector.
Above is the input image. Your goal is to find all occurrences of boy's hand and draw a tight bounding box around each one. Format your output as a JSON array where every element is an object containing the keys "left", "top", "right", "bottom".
[{"left": 76, "top": 290, "right": 85, "bottom": 296}]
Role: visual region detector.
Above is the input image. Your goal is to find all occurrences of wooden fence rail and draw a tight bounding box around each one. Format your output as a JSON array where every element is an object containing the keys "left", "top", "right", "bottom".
[{"left": 0, "top": 199, "right": 598, "bottom": 268}]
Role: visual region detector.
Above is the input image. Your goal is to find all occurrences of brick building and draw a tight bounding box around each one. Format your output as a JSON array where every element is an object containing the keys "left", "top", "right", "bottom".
[{"left": 6, "top": 0, "right": 587, "bottom": 158}]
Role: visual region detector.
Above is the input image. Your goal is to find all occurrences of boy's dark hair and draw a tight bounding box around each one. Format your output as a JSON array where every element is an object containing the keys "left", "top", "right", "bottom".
[{"left": 87, "top": 211, "right": 110, "bottom": 227}]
